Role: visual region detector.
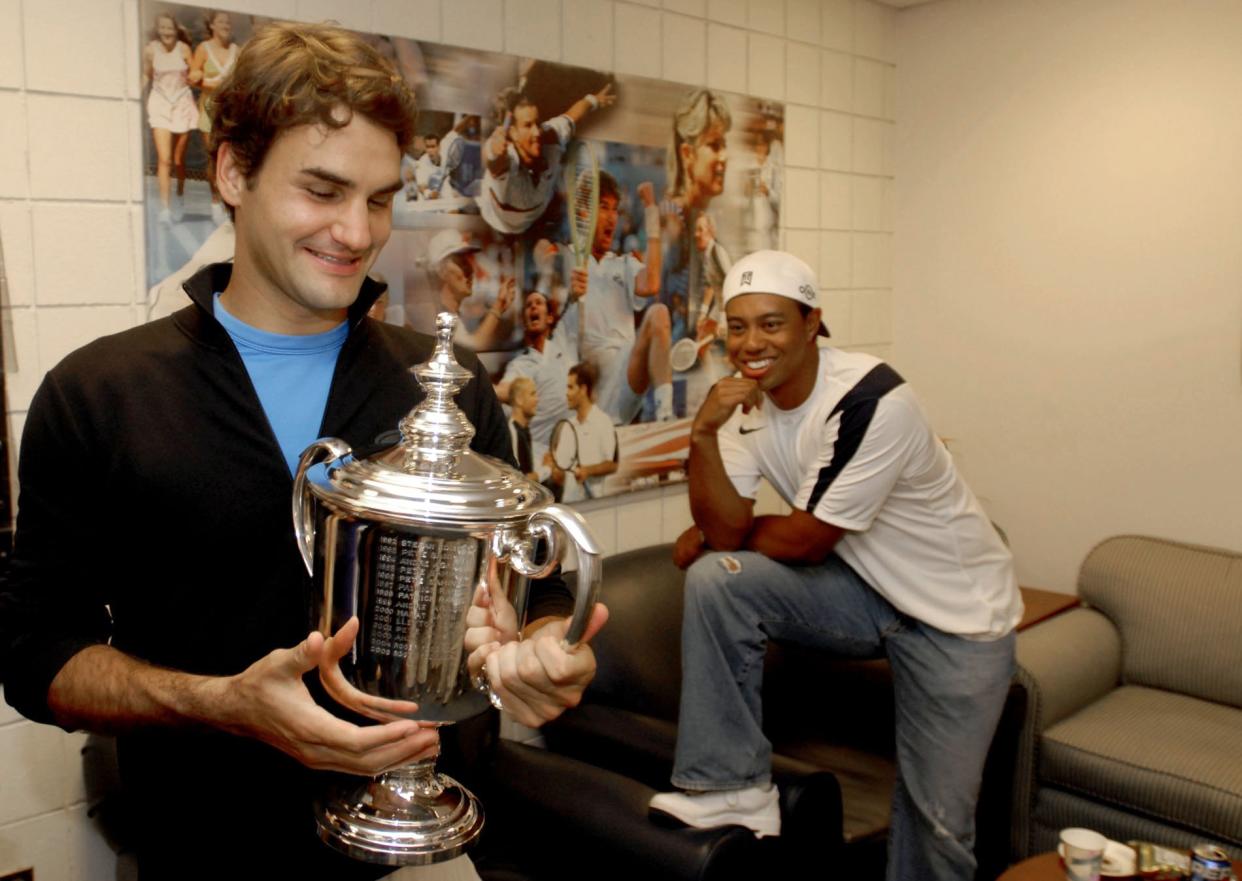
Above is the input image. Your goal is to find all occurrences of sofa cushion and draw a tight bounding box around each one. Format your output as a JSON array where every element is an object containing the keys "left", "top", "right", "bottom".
[
  {"left": 1079, "top": 535, "right": 1242, "bottom": 706},
  {"left": 1040, "top": 685, "right": 1242, "bottom": 843},
  {"left": 585, "top": 545, "right": 686, "bottom": 722}
]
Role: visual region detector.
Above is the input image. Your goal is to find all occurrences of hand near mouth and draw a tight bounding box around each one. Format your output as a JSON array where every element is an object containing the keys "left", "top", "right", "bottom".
[{"left": 694, "top": 376, "right": 763, "bottom": 436}]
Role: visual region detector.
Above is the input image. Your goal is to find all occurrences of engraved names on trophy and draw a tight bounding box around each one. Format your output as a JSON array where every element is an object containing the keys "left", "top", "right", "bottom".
[
  {"left": 368, "top": 532, "right": 410, "bottom": 660},
  {"left": 361, "top": 527, "right": 482, "bottom": 711}
]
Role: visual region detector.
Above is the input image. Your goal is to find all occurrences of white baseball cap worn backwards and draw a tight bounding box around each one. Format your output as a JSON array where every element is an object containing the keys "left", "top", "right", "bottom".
[{"left": 721, "top": 249, "right": 830, "bottom": 337}]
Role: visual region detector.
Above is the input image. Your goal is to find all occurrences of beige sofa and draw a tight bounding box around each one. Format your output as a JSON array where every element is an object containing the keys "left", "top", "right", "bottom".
[{"left": 1011, "top": 535, "right": 1242, "bottom": 859}]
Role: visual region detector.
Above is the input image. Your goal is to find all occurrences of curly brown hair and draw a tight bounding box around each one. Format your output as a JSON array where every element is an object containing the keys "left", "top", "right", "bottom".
[{"left": 209, "top": 21, "right": 417, "bottom": 192}]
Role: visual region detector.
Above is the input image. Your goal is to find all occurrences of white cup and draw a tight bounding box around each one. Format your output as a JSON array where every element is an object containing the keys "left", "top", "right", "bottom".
[{"left": 1060, "top": 827, "right": 1108, "bottom": 881}]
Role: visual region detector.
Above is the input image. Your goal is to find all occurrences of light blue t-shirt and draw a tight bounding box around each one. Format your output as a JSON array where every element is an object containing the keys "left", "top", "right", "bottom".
[{"left": 214, "top": 293, "right": 348, "bottom": 476}]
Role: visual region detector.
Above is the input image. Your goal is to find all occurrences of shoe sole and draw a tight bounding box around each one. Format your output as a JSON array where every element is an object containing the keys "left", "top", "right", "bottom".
[{"left": 648, "top": 804, "right": 781, "bottom": 838}]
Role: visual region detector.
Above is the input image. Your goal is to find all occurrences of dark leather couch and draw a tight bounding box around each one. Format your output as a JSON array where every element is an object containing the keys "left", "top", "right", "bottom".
[{"left": 484, "top": 543, "right": 1027, "bottom": 881}]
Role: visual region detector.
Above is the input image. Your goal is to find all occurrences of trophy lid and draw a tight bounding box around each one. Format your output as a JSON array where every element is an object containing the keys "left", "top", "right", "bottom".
[{"left": 306, "top": 312, "right": 552, "bottom": 528}]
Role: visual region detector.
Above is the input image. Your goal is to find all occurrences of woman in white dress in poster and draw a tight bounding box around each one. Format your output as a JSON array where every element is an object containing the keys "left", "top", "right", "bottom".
[
  {"left": 143, "top": 12, "right": 198, "bottom": 223},
  {"left": 190, "top": 10, "right": 239, "bottom": 225}
]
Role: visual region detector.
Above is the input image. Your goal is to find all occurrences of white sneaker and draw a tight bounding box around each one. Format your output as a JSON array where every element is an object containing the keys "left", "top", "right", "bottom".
[{"left": 649, "top": 784, "right": 781, "bottom": 838}]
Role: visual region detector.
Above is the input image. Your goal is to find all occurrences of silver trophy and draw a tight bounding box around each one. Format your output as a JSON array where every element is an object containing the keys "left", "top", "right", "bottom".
[{"left": 292, "top": 312, "right": 602, "bottom": 865}]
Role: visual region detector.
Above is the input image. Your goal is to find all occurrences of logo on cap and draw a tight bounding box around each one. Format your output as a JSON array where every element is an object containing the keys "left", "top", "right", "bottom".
[
  {"left": 741, "top": 271, "right": 753, "bottom": 286},
  {"left": 799, "top": 284, "right": 816, "bottom": 301}
]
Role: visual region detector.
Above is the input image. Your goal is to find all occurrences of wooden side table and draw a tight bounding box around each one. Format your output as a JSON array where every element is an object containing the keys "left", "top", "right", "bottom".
[
  {"left": 998, "top": 851, "right": 1242, "bottom": 880},
  {"left": 997, "top": 852, "right": 1063, "bottom": 880},
  {"left": 1016, "top": 587, "right": 1079, "bottom": 631}
]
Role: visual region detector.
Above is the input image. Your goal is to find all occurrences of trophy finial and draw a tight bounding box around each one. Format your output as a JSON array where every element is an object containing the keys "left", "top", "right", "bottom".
[
  {"left": 436, "top": 311, "right": 456, "bottom": 342},
  {"left": 399, "top": 313, "right": 476, "bottom": 473}
]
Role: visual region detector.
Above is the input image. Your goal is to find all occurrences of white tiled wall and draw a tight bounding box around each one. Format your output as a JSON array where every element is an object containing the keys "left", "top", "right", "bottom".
[
  {"left": 0, "top": 701, "right": 109, "bottom": 881},
  {"left": 564, "top": 0, "right": 615, "bottom": 69},
  {"left": 706, "top": 22, "right": 747, "bottom": 93},
  {"left": 615, "top": 3, "right": 663, "bottom": 76},
  {"left": 444, "top": 0, "right": 505, "bottom": 51},
  {"left": 0, "top": 0, "right": 896, "bottom": 876},
  {"left": 374, "top": 0, "right": 441, "bottom": 42},
  {"left": 662, "top": 13, "right": 707, "bottom": 85},
  {"left": 506, "top": 0, "right": 564, "bottom": 61}
]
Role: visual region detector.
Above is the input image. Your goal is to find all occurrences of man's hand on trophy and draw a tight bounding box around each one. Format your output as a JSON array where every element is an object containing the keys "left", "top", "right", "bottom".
[
  {"left": 318, "top": 616, "right": 424, "bottom": 723},
  {"left": 215, "top": 624, "right": 439, "bottom": 776},
  {"left": 464, "top": 579, "right": 521, "bottom": 680},
  {"left": 480, "top": 603, "right": 610, "bottom": 728}
]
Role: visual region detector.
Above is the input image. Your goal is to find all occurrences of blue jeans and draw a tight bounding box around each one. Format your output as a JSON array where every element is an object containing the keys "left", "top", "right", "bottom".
[{"left": 672, "top": 551, "right": 1016, "bottom": 881}]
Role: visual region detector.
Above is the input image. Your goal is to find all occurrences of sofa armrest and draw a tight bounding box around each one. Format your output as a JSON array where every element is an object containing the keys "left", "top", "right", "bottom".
[
  {"left": 485, "top": 740, "right": 768, "bottom": 881},
  {"left": 545, "top": 702, "right": 846, "bottom": 840},
  {"left": 1017, "top": 606, "right": 1121, "bottom": 730},
  {"left": 1010, "top": 607, "right": 1121, "bottom": 858}
]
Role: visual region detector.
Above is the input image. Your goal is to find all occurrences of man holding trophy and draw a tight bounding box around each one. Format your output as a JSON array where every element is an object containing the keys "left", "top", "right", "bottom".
[{"left": 0, "top": 22, "right": 605, "bottom": 881}]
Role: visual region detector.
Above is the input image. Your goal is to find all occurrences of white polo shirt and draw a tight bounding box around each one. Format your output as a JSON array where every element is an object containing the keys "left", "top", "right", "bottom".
[
  {"left": 560, "top": 403, "right": 618, "bottom": 501},
  {"left": 717, "top": 346, "right": 1023, "bottom": 639}
]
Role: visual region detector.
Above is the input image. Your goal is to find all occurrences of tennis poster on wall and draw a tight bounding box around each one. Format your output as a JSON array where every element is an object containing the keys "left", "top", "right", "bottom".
[{"left": 137, "top": 2, "right": 784, "bottom": 502}]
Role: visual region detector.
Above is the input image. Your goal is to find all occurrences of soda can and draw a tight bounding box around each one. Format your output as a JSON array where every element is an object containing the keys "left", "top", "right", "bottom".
[{"left": 1190, "top": 843, "right": 1232, "bottom": 881}]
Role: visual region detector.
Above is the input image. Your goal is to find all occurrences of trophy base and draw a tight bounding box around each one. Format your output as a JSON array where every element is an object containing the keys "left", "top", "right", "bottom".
[{"left": 315, "top": 768, "right": 485, "bottom": 866}]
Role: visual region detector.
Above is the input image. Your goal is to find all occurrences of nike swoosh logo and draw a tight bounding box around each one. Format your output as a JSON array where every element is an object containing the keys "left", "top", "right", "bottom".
[{"left": 738, "top": 425, "right": 766, "bottom": 435}]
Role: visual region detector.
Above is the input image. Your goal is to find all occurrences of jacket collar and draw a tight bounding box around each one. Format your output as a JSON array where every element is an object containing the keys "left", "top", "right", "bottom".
[{"left": 173, "top": 262, "right": 388, "bottom": 347}]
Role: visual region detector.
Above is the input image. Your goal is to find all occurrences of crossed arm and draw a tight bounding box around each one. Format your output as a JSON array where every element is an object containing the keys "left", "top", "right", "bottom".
[{"left": 675, "top": 378, "right": 844, "bottom": 570}]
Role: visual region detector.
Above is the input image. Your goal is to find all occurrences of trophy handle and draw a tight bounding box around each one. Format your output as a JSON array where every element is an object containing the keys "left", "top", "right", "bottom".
[
  {"left": 292, "top": 437, "right": 352, "bottom": 577},
  {"left": 509, "top": 503, "right": 602, "bottom": 648}
]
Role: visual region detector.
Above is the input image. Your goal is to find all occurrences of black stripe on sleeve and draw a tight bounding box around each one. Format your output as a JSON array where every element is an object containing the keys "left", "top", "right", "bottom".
[{"left": 805, "top": 363, "right": 905, "bottom": 513}]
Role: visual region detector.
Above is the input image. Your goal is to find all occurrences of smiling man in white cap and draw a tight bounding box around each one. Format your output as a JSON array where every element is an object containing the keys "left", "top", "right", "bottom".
[{"left": 650, "top": 249, "right": 1022, "bottom": 881}]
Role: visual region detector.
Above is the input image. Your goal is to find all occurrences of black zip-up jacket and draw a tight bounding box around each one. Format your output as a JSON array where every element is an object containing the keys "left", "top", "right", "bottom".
[{"left": 0, "top": 263, "right": 571, "bottom": 877}]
